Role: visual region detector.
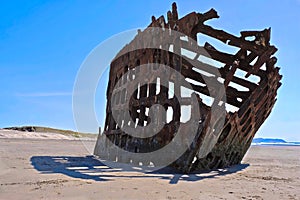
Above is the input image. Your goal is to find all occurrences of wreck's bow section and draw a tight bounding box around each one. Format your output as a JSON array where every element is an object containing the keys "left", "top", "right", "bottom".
[{"left": 94, "top": 3, "right": 282, "bottom": 173}]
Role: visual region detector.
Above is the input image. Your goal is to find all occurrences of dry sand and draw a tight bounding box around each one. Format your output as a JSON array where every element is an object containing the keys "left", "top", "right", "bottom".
[{"left": 0, "top": 129, "right": 299, "bottom": 200}]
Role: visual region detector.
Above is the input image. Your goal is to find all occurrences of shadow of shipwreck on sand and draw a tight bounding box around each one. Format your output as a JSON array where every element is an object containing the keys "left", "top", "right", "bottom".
[
  {"left": 30, "top": 155, "right": 109, "bottom": 181},
  {"left": 30, "top": 155, "right": 249, "bottom": 184},
  {"left": 153, "top": 164, "right": 250, "bottom": 184}
]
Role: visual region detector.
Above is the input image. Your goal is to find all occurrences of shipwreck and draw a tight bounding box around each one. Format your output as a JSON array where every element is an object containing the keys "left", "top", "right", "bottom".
[{"left": 94, "top": 3, "right": 282, "bottom": 173}]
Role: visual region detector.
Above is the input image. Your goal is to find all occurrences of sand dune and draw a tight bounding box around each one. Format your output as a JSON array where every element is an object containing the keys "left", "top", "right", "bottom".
[{"left": 0, "top": 128, "right": 96, "bottom": 140}]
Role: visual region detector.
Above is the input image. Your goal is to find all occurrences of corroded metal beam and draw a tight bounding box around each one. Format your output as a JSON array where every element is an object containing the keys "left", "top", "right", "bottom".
[{"left": 94, "top": 3, "right": 282, "bottom": 173}]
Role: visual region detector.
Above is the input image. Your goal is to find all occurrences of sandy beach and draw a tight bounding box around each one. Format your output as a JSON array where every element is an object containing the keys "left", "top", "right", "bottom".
[{"left": 0, "top": 129, "right": 299, "bottom": 200}]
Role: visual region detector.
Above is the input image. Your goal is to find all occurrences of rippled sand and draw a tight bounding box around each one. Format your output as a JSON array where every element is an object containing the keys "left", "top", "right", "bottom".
[{"left": 0, "top": 129, "right": 299, "bottom": 200}]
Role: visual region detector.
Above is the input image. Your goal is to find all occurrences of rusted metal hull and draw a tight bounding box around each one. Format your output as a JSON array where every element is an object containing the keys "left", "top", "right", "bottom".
[{"left": 94, "top": 3, "right": 282, "bottom": 173}]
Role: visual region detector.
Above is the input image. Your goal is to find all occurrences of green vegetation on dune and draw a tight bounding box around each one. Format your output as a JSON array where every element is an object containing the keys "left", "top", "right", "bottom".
[{"left": 3, "top": 126, "right": 97, "bottom": 138}]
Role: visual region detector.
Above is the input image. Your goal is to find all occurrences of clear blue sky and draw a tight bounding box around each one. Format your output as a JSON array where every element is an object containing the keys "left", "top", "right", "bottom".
[{"left": 0, "top": 0, "right": 299, "bottom": 141}]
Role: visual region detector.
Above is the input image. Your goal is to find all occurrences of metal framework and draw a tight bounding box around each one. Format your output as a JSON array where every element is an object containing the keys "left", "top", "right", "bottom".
[{"left": 94, "top": 3, "right": 282, "bottom": 173}]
